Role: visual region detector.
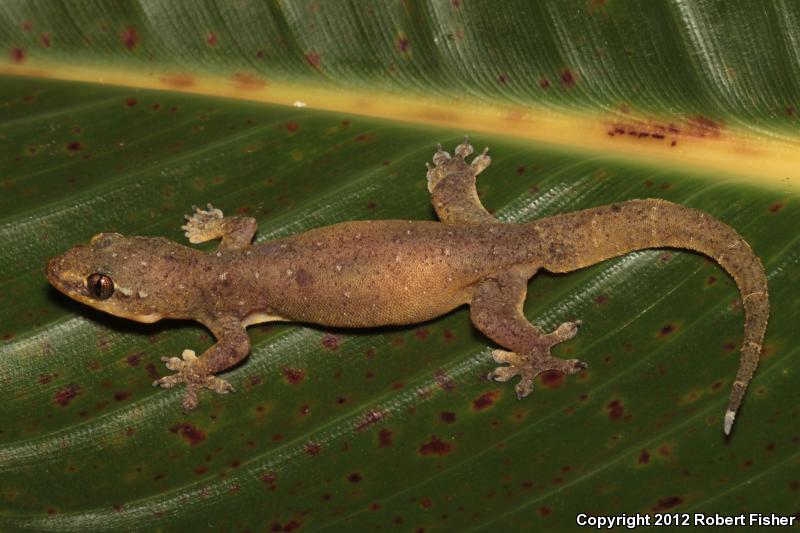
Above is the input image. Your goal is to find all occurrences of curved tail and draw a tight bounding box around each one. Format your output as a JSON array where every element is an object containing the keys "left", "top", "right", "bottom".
[{"left": 530, "top": 198, "right": 769, "bottom": 435}]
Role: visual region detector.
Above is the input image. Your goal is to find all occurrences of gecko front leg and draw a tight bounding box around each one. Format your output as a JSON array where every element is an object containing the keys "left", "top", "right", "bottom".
[
  {"left": 153, "top": 317, "right": 250, "bottom": 411},
  {"left": 470, "top": 268, "right": 587, "bottom": 397},
  {"left": 425, "top": 137, "right": 498, "bottom": 225},
  {"left": 182, "top": 204, "right": 257, "bottom": 250}
]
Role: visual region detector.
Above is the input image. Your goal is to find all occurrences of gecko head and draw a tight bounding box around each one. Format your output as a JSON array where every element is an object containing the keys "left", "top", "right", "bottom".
[{"left": 47, "top": 232, "right": 195, "bottom": 323}]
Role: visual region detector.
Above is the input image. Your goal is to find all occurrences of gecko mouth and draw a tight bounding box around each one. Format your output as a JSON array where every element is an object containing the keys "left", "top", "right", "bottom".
[{"left": 46, "top": 256, "right": 82, "bottom": 295}]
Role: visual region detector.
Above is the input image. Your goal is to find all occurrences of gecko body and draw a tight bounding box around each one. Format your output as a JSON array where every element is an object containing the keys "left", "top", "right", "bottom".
[{"left": 47, "top": 139, "right": 769, "bottom": 435}]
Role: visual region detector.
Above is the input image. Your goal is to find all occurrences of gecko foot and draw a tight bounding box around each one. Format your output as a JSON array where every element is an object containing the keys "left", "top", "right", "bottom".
[
  {"left": 181, "top": 204, "right": 224, "bottom": 244},
  {"left": 487, "top": 320, "right": 587, "bottom": 398},
  {"left": 426, "top": 137, "right": 492, "bottom": 192},
  {"left": 153, "top": 349, "right": 234, "bottom": 412}
]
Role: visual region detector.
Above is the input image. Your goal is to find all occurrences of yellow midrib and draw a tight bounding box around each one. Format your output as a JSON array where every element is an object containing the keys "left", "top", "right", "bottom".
[{"left": 2, "top": 61, "right": 799, "bottom": 191}]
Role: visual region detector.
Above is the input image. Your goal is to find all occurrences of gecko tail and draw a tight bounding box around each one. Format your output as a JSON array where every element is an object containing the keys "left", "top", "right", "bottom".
[
  {"left": 531, "top": 198, "right": 769, "bottom": 436},
  {"left": 724, "top": 409, "right": 736, "bottom": 436}
]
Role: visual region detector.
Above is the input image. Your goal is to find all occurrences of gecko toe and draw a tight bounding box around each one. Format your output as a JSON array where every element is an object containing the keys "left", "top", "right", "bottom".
[
  {"left": 567, "top": 359, "right": 588, "bottom": 374},
  {"left": 432, "top": 145, "right": 451, "bottom": 166},
  {"left": 487, "top": 365, "right": 517, "bottom": 382},
  {"left": 454, "top": 137, "right": 474, "bottom": 159},
  {"left": 469, "top": 147, "right": 491, "bottom": 175},
  {"left": 515, "top": 376, "right": 534, "bottom": 399}
]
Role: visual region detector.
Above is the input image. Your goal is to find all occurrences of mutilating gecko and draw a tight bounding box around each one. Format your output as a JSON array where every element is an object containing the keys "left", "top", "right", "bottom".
[{"left": 47, "top": 138, "right": 769, "bottom": 435}]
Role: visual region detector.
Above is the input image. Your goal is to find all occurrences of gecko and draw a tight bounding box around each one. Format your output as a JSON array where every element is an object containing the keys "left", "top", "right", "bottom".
[{"left": 46, "top": 138, "right": 769, "bottom": 435}]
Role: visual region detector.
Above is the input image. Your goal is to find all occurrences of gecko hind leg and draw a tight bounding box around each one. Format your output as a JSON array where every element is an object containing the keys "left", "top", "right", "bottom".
[
  {"left": 426, "top": 136, "right": 497, "bottom": 225},
  {"left": 470, "top": 269, "right": 588, "bottom": 398}
]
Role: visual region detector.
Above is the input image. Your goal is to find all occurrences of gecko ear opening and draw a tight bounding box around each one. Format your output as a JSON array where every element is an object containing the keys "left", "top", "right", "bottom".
[{"left": 90, "top": 232, "right": 124, "bottom": 248}]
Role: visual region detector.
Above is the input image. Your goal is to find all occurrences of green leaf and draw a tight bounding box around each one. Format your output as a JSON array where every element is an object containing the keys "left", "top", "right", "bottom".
[{"left": 0, "top": 2, "right": 798, "bottom": 531}]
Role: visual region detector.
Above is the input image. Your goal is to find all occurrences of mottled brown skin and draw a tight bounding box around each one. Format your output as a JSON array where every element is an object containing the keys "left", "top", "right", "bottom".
[{"left": 47, "top": 139, "right": 769, "bottom": 435}]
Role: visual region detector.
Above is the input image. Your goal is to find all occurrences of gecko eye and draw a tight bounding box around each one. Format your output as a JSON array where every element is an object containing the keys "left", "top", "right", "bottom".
[{"left": 86, "top": 273, "right": 114, "bottom": 300}]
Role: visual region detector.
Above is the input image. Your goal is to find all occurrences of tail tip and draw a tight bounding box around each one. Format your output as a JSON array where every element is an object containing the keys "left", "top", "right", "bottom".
[{"left": 723, "top": 409, "right": 736, "bottom": 436}]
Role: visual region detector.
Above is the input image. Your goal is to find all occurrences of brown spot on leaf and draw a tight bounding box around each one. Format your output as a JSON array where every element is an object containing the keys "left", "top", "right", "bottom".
[
  {"left": 497, "top": 74, "right": 508, "bottom": 84},
  {"left": 305, "top": 51, "right": 321, "bottom": 70},
  {"left": 378, "top": 428, "right": 393, "bottom": 447},
  {"left": 540, "top": 371, "right": 564, "bottom": 389},
  {"left": 38, "top": 373, "right": 53, "bottom": 385},
  {"left": 54, "top": 384, "right": 80, "bottom": 406},
  {"left": 560, "top": 69, "right": 576, "bottom": 87},
  {"left": 607, "top": 399, "right": 624, "bottom": 420},
  {"left": 539, "top": 506, "right": 552, "bottom": 516},
  {"left": 418, "top": 436, "right": 453, "bottom": 456},
  {"left": 40, "top": 33, "right": 52, "bottom": 48},
  {"left": 768, "top": 202, "right": 783, "bottom": 213},
  {"left": 10, "top": 48, "right": 25, "bottom": 63},
  {"left": 652, "top": 496, "right": 683, "bottom": 511},
  {"left": 21, "top": 20, "right": 33, "bottom": 31},
  {"left": 282, "top": 367, "right": 305, "bottom": 385},
  {"left": 722, "top": 341, "right": 736, "bottom": 352},
  {"left": 206, "top": 33, "right": 218, "bottom": 47},
  {"left": 356, "top": 409, "right": 384, "bottom": 430},
  {"left": 160, "top": 73, "right": 195, "bottom": 88},
  {"left": 638, "top": 449, "right": 650, "bottom": 464},
  {"left": 305, "top": 442, "right": 321, "bottom": 456},
  {"left": 687, "top": 116, "right": 721, "bottom": 138},
  {"left": 347, "top": 472, "right": 362, "bottom": 483},
  {"left": 169, "top": 423, "right": 207, "bottom": 446},
  {"left": 232, "top": 72, "right": 266, "bottom": 90},
  {"left": 145, "top": 362, "right": 159, "bottom": 379},
  {"left": 707, "top": 276, "right": 717, "bottom": 286},
  {"left": 396, "top": 37, "right": 409, "bottom": 53},
  {"left": 472, "top": 390, "right": 500, "bottom": 411},
  {"left": 539, "top": 78, "right": 550, "bottom": 89},
  {"left": 659, "top": 323, "right": 676, "bottom": 337},
  {"left": 440, "top": 411, "right": 456, "bottom": 423},
  {"left": 120, "top": 27, "right": 138, "bottom": 50},
  {"left": 434, "top": 369, "right": 455, "bottom": 391},
  {"left": 271, "top": 520, "right": 301, "bottom": 532},
  {"left": 113, "top": 390, "right": 132, "bottom": 401},
  {"left": 415, "top": 327, "right": 430, "bottom": 340},
  {"left": 125, "top": 97, "right": 137, "bottom": 107},
  {"left": 594, "top": 294, "right": 608, "bottom": 305},
  {"left": 66, "top": 141, "right": 83, "bottom": 152},
  {"left": 321, "top": 333, "right": 341, "bottom": 350}
]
